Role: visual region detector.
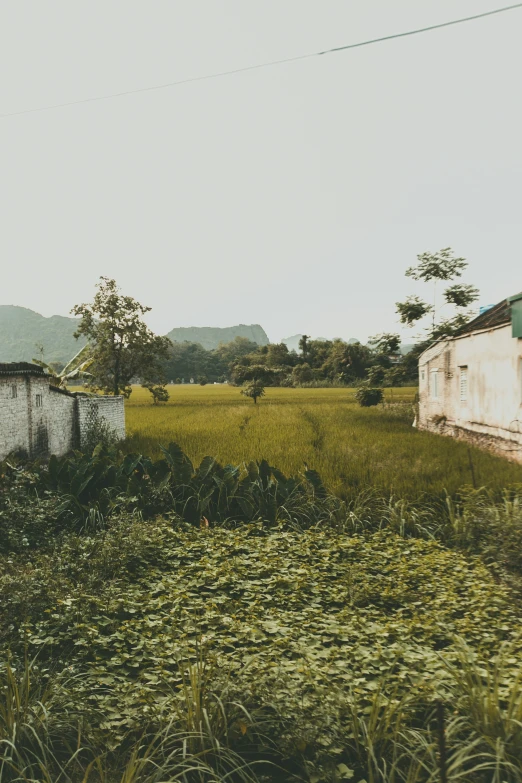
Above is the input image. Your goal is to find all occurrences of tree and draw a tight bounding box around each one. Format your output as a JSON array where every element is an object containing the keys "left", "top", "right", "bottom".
[
  {"left": 143, "top": 383, "right": 170, "bottom": 404},
  {"left": 298, "top": 335, "right": 311, "bottom": 360},
  {"left": 322, "top": 341, "right": 371, "bottom": 384},
  {"left": 292, "top": 363, "right": 314, "bottom": 384},
  {"left": 72, "top": 277, "right": 171, "bottom": 397},
  {"left": 397, "top": 248, "right": 479, "bottom": 334},
  {"left": 366, "top": 365, "right": 386, "bottom": 386},
  {"left": 241, "top": 379, "right": 266, "bottom": 404},
  {"left": 230, "top": 363, "right": 275, "bottom": 387},
  {"left": 395, "top": 296, "right": 433, "bottom": 327},
  {"left": 266, "top": 343, "right": 293, "bottom": 368},
  {"left": 214, "top": 337, "right": 260, "bottom": 365},
  {"left": 368, "top": 333, "right": 401, "bottom": 355}
]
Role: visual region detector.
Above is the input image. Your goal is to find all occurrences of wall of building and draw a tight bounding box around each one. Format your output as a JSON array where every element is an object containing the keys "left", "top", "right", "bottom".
[
  {"left": 29, "top": 376, "right": 52, "bottom": 458},
  {"left": 418, "top": 326, "right": 522, "bottom": 462},
  {"left": 0, "top": 374, "right": 32, "bottom": 458},
  {"left": 77, "top": 396, "right": 125, "bottom": 451},
  {"left": 1, "top": 377, "right": 125, "bottom": 460},
  {"left": 0, "top": 375, "right": 53, "bottom": 459},
  {"left": 48, "top": 387, "right": 77, "bottom": 456}
]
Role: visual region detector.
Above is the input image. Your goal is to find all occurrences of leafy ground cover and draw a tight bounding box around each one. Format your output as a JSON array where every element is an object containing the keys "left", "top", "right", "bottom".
[
  {"left": 122, "top": 386, "right": 522, "bottom": 499},
  {"left": 2, "top": 514, "right": 522, "bottom": 781}
]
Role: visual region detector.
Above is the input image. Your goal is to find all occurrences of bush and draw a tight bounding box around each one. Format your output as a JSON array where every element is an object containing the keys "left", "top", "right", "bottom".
[
  {"left": 142, "top": 383, "right": 170, "bottom": 404},
  {"left": 355, "top": 386, "right": 384, "bottom": 407},
  {"left": 292, "top": 363, "right": 314, "bottom": 384},
  {"left": 82, "top": 415, "right": 119, "bottom": 454}
]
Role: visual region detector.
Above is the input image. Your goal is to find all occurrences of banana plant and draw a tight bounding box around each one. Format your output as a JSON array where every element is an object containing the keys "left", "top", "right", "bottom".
[{"left": 32, "top": 344, "right": 94, "bottom": 389}]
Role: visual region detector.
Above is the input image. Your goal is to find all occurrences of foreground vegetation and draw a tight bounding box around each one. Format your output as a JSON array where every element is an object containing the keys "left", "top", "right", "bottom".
[
  {"left": 2, "top": 388, "right": 522, "bottom": 781},
  {"left": 123, "top": 386, "right": 522, "bottom": 499},
  {"left": 2, "top": 435, "right": 522, "bottom": 781}
]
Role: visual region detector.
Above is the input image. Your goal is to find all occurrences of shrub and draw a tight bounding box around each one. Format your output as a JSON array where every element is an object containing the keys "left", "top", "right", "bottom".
[
  {"left": 355, "top": 386, "right": 384, "bottom": 407},
  {"left": 82, "top": 415, "right": 119, "bottom": 454},
  {"left": 142, "top": 383, "right": 170, "bottom": 404}
]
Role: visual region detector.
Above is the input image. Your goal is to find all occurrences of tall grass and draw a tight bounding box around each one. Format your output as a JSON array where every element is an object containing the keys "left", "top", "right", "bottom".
[
  {"left": 122, "top": 386, "right": 522, "bottom": 500},
  {"left": 0, "top": 655, "right": 265, "bottom": 783},
  {"left": 3, "top": 649, "right": 522, "bottom": 782}
]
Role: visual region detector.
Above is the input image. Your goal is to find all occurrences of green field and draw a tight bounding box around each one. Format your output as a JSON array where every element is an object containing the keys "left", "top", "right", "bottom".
[{"left": 124, "top": 385, "right": 522, "bottom": 499}]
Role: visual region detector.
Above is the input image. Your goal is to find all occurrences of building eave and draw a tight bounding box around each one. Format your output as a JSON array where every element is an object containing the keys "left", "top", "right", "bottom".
[{"left": 451, "top": 321, "right": 511, "bottom": 341}]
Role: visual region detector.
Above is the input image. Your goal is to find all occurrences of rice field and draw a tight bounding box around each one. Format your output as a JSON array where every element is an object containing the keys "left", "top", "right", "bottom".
[{"left": 122, "top": 385, "right": 522, "bottom": 499}]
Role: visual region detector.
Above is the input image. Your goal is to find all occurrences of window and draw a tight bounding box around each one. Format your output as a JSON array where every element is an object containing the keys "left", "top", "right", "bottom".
[
  {"left": 430, "top": 370, "right": 439, "bottom": 399},
  {"left": 35, "top": 394, "right": 43, "bottom": 408},
  {"left": 11, "top": 385, "right": 17, "bottom": 399},
  {"left": 460, "top": 367, "right": 468, "bottom": 402},
  {"left": 421, "top": 370, "right": 425, "bottom": 382}
]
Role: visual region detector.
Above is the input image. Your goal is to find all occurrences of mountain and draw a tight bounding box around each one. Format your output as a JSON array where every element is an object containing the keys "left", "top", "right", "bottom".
[
  {"left": 0, "top": 306, "right": 270, "bottom": 363},
  {"left": 0, "top": 306, "right": 87, "bottom": 364},
  {"left": 282, "top": 334, "right": 360, "bottom": 353},
  {"left": 166, "top": 324, "right": 269, "bottom": 350}
]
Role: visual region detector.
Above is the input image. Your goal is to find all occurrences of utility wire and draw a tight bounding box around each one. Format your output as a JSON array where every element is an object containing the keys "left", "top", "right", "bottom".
[{"left": 2, "top": 2, "right": 522, "bottom": 119}]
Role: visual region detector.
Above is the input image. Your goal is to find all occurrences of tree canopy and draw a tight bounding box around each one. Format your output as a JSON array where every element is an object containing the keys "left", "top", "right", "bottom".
[{"left": 72, "top": 277, "right": 171, "bottom": 397}]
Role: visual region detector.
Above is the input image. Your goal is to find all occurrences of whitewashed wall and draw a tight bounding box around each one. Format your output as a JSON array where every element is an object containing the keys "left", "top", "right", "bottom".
[{"left": 418, "top": 325, "right": 522, "bottom": 462}]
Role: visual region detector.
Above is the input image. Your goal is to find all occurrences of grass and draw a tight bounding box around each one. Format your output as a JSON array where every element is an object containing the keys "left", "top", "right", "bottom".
[{"left": 123, "top": 385, "right": 522, "bottom": 500}]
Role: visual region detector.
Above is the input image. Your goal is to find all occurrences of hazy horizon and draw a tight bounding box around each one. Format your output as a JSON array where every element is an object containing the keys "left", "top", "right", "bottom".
[{"left": 2, "top": 1, "right": 521, "bottom": 344}]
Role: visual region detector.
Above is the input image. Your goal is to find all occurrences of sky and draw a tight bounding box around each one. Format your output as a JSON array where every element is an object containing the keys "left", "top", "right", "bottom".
[{"left": 1, "top": 1, "right": 521, "bottom": 344}]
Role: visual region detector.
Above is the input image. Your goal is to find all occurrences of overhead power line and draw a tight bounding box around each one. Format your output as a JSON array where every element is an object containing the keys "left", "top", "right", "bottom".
[{"left": 2, "top": 3, "right": 522, "bottom": 119}]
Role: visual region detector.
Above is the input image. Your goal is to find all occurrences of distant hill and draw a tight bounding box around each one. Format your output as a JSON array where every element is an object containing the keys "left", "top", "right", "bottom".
[
  {"left": 166, "top": 324, "right": 269, "bottom": 351},
  {"left": 0, "top": 307, "right": 270, "bottom": 363},
  {"left": 0, "top": 306, "right": 87, "bottom": 364}
]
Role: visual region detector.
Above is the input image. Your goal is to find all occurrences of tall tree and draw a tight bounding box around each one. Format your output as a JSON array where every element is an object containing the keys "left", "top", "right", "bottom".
[
  {"left": 72, "top": 277, "right": 171, "bottom": 397},
  {"left": 298, "top": 335, "right": 311, "bottom": 360},
  {"left": 321, "top": 341, "right": 371, "bottom": 383},
  {"left": 265, "top": 342, "right": 293, "bottom": 368},
  {"left": 396, "top": 248, "right": 479, "bottom": 335},
  {"left": 368, "top": 333, "right": 401, "bottom": 355}
]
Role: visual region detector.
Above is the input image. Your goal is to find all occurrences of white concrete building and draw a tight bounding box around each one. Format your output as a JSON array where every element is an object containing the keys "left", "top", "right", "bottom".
[
  {"left": 0, "top": 362, "right": 125, "bottom": 460},
  {"left": 418, "top": 293, "right": 522, "bottom": 463}
]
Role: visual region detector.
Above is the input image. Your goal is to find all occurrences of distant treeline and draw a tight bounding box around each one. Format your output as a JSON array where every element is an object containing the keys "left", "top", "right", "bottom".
[{"left": 162, "top": 336, "right": 419, "bottom": 387}]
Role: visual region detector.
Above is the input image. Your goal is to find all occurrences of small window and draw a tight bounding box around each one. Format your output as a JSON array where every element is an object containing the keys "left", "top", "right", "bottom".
[
  {"left": 421, "top": 370, "right": 425, "bottom": 382},
  {"left": 430, "top": 370, "right": 439, "bottom": 399},
  {"left": 11, "top": 385, "right": 17, "bottom": 399},
  {"left": 35, "top": 393, "right": 43, "bottom": 408},
  {"left": 460, "top": 367, "right": 468, "bottom": 402}
]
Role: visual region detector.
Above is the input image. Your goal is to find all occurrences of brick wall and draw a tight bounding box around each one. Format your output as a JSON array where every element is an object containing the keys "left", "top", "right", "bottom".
[
  {"left": 76, "top": 396, "right": 125, "bottom": 451},
  {"left": 1, "top": 375, "right": 125, "bottom": 460},
  {"left": 48, "top": 387, "right": 77, "bottom": 455},
  {"left": 0, "top": 375, "right": 31, "bottom": 457}
]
